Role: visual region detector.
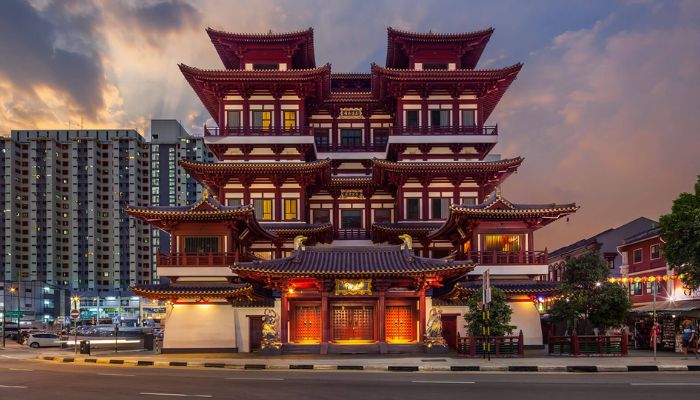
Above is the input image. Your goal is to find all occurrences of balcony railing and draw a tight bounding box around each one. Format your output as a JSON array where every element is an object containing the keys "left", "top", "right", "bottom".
[
  {"left": 335, "top": 229, "right": 369, "bottom": 240},
  {"left": 157, "top": 252, "right": 238, "bottom": 267},
  {"left": 466, "top": 250, "right": 548, "bottom": 265},
  {"left": 204, "top": 126, "right": 311, "bottom": 136},
  {"left": 392, "top": 125, "right": 497, "bottom": 136},
  {"left": 316, "top": 143, "right": 388, "bottom": 152}
]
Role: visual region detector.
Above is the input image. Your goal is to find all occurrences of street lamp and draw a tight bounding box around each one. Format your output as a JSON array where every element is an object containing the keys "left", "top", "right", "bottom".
[
  {"left": 9, "top": 287, "right": 18, "bottom": 344},
  {"left": 72, "top": 295, "right": 80, "bottom": 354}
]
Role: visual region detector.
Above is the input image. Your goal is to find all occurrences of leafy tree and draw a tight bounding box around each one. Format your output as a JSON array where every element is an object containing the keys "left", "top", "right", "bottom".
[
  {"left": 660, "top": 176, "right": 700, "bottom": 288},
  {"left": 464, "top": 287, "right": 515, "bottom": 336},
  {"left": 550, "top": 251, "right": 631, "bottom": 331}
]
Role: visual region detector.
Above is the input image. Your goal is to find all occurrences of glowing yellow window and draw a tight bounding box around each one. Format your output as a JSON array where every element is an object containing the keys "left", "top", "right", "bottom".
[
  {"left": 284, "top": 199, "right": 298, "bottom": 220},
  {"left": 252, "top": 111, "right": 272, "bottom": 131},
  {"left": 254, "top": 199, "right": 273, "bottom": 220},
  {"left": 484, "top": 235, "right": 521, "bottom": 252},
  {"left": 284, "top": 111, "right": 296, "bottom": 130}
]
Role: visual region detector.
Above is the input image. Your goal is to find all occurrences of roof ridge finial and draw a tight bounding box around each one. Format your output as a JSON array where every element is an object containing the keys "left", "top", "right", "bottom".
[
  {"left": 398, "top": 234, "right": 413, "bottom": 251},
  {"left": 202, "top": 190, "right": 209, "bottom": 200}
]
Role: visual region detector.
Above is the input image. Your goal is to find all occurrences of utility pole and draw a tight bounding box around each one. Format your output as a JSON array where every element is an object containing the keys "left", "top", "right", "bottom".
[{"left": 652, "top": 281, "right": 657, "bottom": 362}]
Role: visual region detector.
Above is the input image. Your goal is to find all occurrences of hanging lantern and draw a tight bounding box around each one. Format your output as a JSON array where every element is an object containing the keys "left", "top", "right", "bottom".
[{"left": 648, "top": 276, "right": 655, "bottom": 282}]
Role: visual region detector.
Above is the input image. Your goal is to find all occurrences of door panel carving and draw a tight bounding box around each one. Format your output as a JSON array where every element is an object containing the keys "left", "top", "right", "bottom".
[{"left": 331, "top": 305, "right": 374, "bottom": 342}]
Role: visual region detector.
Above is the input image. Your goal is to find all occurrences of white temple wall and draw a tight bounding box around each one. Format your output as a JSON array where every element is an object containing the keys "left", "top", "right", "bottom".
[
  {"left": 163, "top": 304, "right": 237, "bottom": 352},
  {"left": 509, "top": 301, "right": 543, "bottom": 346}
]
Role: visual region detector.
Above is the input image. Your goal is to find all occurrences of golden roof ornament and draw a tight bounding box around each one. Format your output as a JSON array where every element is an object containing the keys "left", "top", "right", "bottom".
[
  {"left": 399, "top": 234, "right": 413, "bottom": 251},
  {"left": 293, "top": 235, "right": 308, "bottom": 251}
]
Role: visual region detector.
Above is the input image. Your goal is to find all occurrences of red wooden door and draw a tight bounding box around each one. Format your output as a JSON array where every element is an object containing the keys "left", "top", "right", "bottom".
[
  {"left": 441, "top": 314, "right": 458, "bottom": 349},
  {"left": 292, "top": 305, "right": 321, "bottom": 343},
  {"left": 332, "top": 305, "right": 374, "bottom": 342},
  {"left": 385, "top": 305, "right": 414, "bottom": 343}
]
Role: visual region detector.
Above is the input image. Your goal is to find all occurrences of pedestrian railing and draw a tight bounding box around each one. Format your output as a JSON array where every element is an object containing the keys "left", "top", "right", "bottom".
[
  {"left": 549, "top": 333, "right": 628, "bottom": 356},
  {"left": 456, "top": 331, "right": 524, "bottom": 357}
]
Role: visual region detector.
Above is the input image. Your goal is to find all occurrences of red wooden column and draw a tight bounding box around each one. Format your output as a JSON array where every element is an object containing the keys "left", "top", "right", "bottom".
[
  {"left": 241, "top": 177, "right": 253, "bottom": 206},
  {"left": 363, "top": 188, "right": 374, "bottom": 237},
  {"left": 218, "top": 95, "right": 225, "bottom": 129},
  {"left": 395, "top": 96, "right": 404, "bottom": 131},
  {"left": 272, "top": 176, "right": 285, "bottom": 221},
  {"left": 452, "top": 93, "right": 460, "bottom": 133},
  {"left": 420, "top": 95, "right": 429, "bottom": 134},
  {"left": 331, "top": 108, "right": 339, "bottom": 147},
  {"left": 420, "top": 176, "right": 431, "bottom": 221},
  {"left": 419, "top": 288, "right": 427, "bottom": 342},
  {"left": 280, "top": 292, "right": 289, "bottom": 343},
  {"left": 273, "top": 93, "right": 282, "bottom": 134},
  {"left": 378, "top": 290, "right": 387, "bottom": 354},
  {"left": 242, "top": 93, "right": 251, "bottom": 132},
  {"left": 320, "top": 290, "right": 329, "bottom": 354},
  {"left": 363, "top": 109, "right": 371, "bottom": 148},
  {"left": 331, "top": 190, "right": 340, "bottom": 234}
]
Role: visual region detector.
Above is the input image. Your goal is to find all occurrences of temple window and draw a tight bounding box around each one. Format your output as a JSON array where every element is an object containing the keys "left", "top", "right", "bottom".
[
  {"left": 374, "top": 209, "right": 391, "bottom": 223},
  {"left": 405, "top": 110, "right": 419, "bottom": 128},
  {"left": 184, "top": 236, "right": 219, "bottom": 254},
  {"left": 432, "top": 249, "right": 451, "bottom": 258},
  {"left": 226, "top": 198, "right": 241, "bottom": 206},
  {"left": 283, "top": 111, "right": 297, "bottom": 130},
  {"left": 373, "top": 129, "right": 389, "bottom": 147},
  {"left": 650, "top": 244, "right": 660, "bottom": 260},
  {"left": 340, "top": 129, "right": 362, "bottom": 146},
  {"left": 405, "top": 198, "right": 421, "bottom": 220},
  {"left": 253, "top": 198, "right": 273, "bottom": 220},
  {"left": 484, "top": 235, "right": 521, "bottom": 252},
  {"left": 252, "top": 111, "right": 272, "bottom": 130},
  {"left": 312, "top": 209, "right": 330, "bottom": 224},
  {"left": 314, "top": 129, "right": 329, "bottom": 148},
  {"left": 284, "top": 199, "right": 298, "bottom": 220},
  {"left": 430, "top": 110, "right": 450, "bottom": 127},
  {"left": 423, "top": 63, "right": 449, "bottom": 70},
  {"left": 430, "top": 198, "right": 450, "bottom": 219},
  {"left": 341, "top": 210, "right": 362, "bottom": 229},
  {"left": 253, "top": 251, "right": 272, "bottom": 260},
  {"left": 461, "top": 109, "right": 476, "bottom": 127},
  {"left": 252, "top": 63, "right": 279, "bottom": 70},
  {"left": 226, "top": 110, "right": 241, "bottom": 128},
  {"left": 633, "top": 248, "right": 643, "bottom": 263},
  {"left": 460, "top": 197, "right": 477, "bottom": 205}
]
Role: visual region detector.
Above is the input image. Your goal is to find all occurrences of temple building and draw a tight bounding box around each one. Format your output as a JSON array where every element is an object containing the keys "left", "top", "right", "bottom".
[{"left": 128, "top": 27, "right": 578, "bottom": 354}]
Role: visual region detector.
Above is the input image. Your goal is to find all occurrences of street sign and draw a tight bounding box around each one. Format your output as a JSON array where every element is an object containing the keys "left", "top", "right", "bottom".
[
  {"left": 4, "top": 311, "right": 24, "bottom": 318},
  {"left": 70, "top": 309, "right": 80, "bottom": 320},
  {"left": 482, "top": 269, "right": 491, "bottom": 307}
]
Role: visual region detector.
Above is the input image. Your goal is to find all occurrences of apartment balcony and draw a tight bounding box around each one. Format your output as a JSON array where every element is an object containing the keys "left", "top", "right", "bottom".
[
  {"left": 204, "top": 126, "right": 311, "bottom": 137},
  {"left": 391, "top": 125, "right": 497, "bottom": 136},
  {"left": 157, "top": 252, "right": 238, "bottom": 268},
  {"left": 466, "top": 250, "right": 548, "bottom": 265}
]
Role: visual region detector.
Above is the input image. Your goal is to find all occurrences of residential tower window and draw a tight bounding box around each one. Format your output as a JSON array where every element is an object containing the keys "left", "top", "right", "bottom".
[
  {"left": 633, "top": 248, "right": 643, "bottom": 263},
  {"left": 252, "top": 111, "right": 272, "bottom": 130},
  {"left": 340, "top": 129, "right": 362, "bottom": 146},
  {"left": 283, "top": 111, "right": 296, "bottom": 130},
  {"left": 650, "top": 244, "right": 660, "bottom": 260},
  {"left": 630, "top": 282, "right": 642, "bottom": 296},
  {"left": 312, "top": 209, "right": 330, "bottom": 224},
  {"left": 405, "top": 198, "right": 421, "bottom": 220},
  {"left": 461, "top": 109, "right": 476, "bottom": 127},
  {"left": 430, "top": 110, "right": 450, "bottom": 127},
  {"left": 253, "top": 198, "right": 273, "bottom": 220},
  {"left": 341, "top": 210, "right": 362, "bottom": 229},
  {"left": 284, "top": 198, "right": 298, "bottom": 221},
  {"left": 484, "top": 235, "right": 521, "bottom": 252},
  {"left": 431, "top": 198, "right": 450, "bottom": 219},
  {"left": 226, "top": 110, "right": 241, "bottom": 128},
  {"left": 405, "top": 110, "right": 419, "bottom": 128}
]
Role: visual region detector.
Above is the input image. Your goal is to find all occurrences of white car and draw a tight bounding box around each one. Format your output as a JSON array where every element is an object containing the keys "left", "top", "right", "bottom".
[{"left": 26, "top": 333, "right": 62, "bottom": 348}]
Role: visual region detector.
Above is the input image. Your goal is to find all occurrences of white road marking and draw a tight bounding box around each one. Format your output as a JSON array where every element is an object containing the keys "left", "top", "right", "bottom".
[
  {"left": 225, "top": 377, "right": 284, "bottom": 381},
  {"left": 9, "top": 368, "right": 33, "bottom": 371},
  {"left": 140, "top": 394, "right": 212, "bottom": 398},
  {"left": 412, "top": 380, "right": 475, "bottom": 384},
  {"left": 98, "top": 373, "right": 136, "bottom": 377},
  {"left": 0, "top": 355, "right": 17, "bottom": 359},
  {"left": 631, "top": 383, "right": 700, "bottom": 386},
  {"left": 0, "top": 385, "right": 28, "bottom": 389}
]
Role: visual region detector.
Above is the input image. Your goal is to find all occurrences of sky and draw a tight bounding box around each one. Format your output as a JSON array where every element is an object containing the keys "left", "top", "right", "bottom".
[{"left": 0, "top": 0, "right": 698, "bottom": 251}]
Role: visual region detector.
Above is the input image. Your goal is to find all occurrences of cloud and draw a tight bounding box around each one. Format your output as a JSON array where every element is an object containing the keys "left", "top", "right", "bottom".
[{"left": 494, "top": 6, "right": 700, "bottom": 250}]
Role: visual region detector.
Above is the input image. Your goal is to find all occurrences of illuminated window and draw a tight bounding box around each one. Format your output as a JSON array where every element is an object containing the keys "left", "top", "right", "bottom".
[
  {"left": 253, "top": 198, "right": 273, "bottom": 220},
  {"left": 284, "top": 199, "right": 298, "bottom": 221},
  {"left": 484, "top": 235, "right": 521, "bottom": 252},
  {"left": 252, "top": 111, "right": 272, "bottom": 130},
  {"left": 283, "top": 111, "right": 296, "bottom": 130}
]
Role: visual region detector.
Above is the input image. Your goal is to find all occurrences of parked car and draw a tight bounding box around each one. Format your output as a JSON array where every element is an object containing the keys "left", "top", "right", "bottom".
[{"left": 26, "top": 333, "right": 62, "bottom": 348}]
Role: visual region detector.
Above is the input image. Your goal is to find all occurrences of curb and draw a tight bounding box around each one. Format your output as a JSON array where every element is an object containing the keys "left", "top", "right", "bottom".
[{"left": 35, "top": 356, "right": 700, "bottom": 373}]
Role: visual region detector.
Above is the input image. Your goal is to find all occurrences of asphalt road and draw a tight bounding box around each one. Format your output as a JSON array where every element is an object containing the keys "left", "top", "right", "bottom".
[{"left": 1, "top": 350, "right": 700, "bottom": 399}]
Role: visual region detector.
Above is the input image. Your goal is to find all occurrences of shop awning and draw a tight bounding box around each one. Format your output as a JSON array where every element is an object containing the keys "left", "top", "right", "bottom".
[{"left": 632, "top": 299, "right": 700, "bottom": 313}]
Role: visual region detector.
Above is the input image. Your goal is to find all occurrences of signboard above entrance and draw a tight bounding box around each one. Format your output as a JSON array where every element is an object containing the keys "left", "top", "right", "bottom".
[
  {"left": 339, "top": 108, "right": 363, "bottom": 119},
  {"left": 335, "top": 279, "right": 372, "bottom": 296}
]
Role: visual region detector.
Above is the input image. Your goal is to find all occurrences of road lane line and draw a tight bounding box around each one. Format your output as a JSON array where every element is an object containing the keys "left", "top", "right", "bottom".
[
  {"left": 411, "top": 381, "right": 475, "bottom": 384},
  {"left": 0, "top": 385, "right": 28, "bottom": 389},
  {"left": 139, "top": 393, "right": 212, "bottom": 398},
  {"left": 631, "top": 383, "right": 700, "bottom": 386},
  {"left": 98, "top": 373, "right": 136, "bottom": 377},
  {"left": 9, "top": 368, "right": 33, "bottom": 371},
  {"left": 225, "top": 377, "right": 284, "bottom": 381}
]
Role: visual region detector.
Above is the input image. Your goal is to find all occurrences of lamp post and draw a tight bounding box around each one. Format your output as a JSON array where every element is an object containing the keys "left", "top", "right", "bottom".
[
  {"left": 652, "top": 281, "right": 657, "bottom": 362},
  {"left": 72, "top": 295, "right": 80, "bottom": 354},
  {"left": 10, "top": 287, "right": 18, "bottom": 343},
  {"left": 1, "top": 287, "right": 8, "bottom": 348}
]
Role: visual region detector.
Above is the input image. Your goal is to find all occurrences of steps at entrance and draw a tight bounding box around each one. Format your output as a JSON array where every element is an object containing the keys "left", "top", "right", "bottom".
[
  {"left": 282, "top": 344, "right": 320, "bottom": 354},
  {"left": 328, "top": 343, "right": 380, "bottom": 354},
  {"left": 386, "top": 343, "right": 423, "bottom": 353}
]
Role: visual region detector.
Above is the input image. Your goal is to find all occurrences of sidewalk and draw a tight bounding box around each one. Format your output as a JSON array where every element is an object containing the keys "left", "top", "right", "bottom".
[{"left": 35, "top": 347, "right": 700, "bottom": 373}]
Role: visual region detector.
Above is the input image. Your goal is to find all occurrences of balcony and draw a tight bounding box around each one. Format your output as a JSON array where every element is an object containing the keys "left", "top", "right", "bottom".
[
  {"left": 315, "top": 143, "right": 387, "bottom": 153},
  {"left": 334, "top": 229, "right": 370, "bottom": 240},
  {"left": 392, "top": 125, "right": 497, "bottom": 136},
  {"left": 466, "top": 250, "right": 548, "bottom": 265},
  {"left": 204, "top": 126, "right": 311, "bottom": 136},
  {"left": 157, "top": 252, "right": 238, "bottom": 268}
]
